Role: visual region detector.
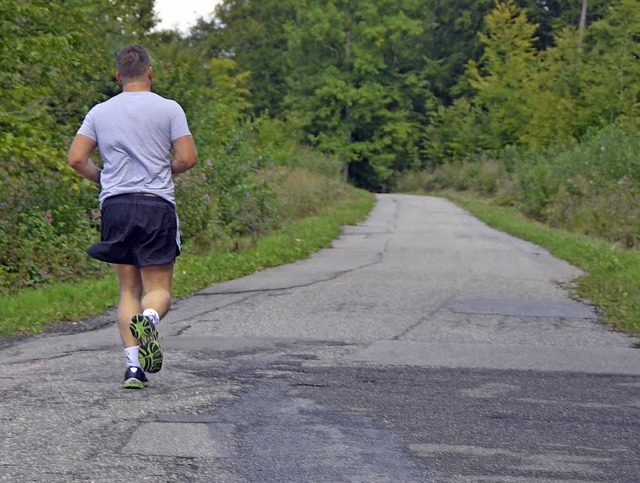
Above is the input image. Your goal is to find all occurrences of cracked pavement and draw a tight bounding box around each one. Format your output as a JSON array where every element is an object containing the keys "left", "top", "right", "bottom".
[{"left": 1, "top": 194, "right": 639, "bottom": 482}]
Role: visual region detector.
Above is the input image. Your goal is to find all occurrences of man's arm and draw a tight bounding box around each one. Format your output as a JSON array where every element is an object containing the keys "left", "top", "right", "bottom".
[
  {"left": 68, "top": 134, "right": 101, "bottom": 184},
  {"left": 171, "top": 135, "right": 198, "bottom": 174}
]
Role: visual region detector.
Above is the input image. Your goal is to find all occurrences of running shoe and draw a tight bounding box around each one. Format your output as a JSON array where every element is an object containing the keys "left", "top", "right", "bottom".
[
  {"left": 123, "top": 366, "right": 149, "bottom": 389},
  {"left": 130, "top": 314, "right": 163, "bottom": 373}
]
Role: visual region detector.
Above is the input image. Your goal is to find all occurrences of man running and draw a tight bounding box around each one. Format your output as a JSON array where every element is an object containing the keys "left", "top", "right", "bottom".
[{"left": 68, "top": 45, "right": 197, "bottom": 389}]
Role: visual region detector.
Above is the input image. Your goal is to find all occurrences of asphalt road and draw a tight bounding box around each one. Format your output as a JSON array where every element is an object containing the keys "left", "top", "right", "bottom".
[{"left": 1, "top": 194, "right": 639, "bottom": 482}]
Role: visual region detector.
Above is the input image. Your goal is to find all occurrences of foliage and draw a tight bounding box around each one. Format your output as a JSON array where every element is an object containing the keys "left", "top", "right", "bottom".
[
  {"left": 551, "top": 177, "right": 640, "bottom": 248},
  {"left": 518, "top": 0, "right": 609, "bottom": 48},
  {"left": 194, "top": 0, "right": 297, "bottom": 116},
  {"left": 284, "top": 0, "right": 431, "bottom": 190},
  {"left": 187, "top": 0, "right": 640, "bottom": 193},
  {"left": 466, "top": 1, "right": 540, "bottom": 148},
  {"left": 0, "top": 0, "right": 289, "bottom": 288},
  {"left": 0, "top": 0, "right": 338, "bottom": 295},
  {"left": 580, "top": 0, "right": 640, "bottom": 130},
  {"left": 429, "top": 0, "right": 640, "bottom": 156},
  {"left": 0, "top": 0, "right": 157, "bottom": 293},
  {"left": 518, "top": 27, "right": 583, "bottom": 146},
  {"left": 422, "top": 98, "right": 487, "bottom": 164},
  {"left": 420, "top": 0, "right": 496, "bottom": 102}
]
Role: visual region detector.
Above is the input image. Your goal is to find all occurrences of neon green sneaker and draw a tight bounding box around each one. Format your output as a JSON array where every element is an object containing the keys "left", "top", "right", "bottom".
[
  {"left": 130, "top": 314, "right": 163, "bottom": 373},
  {"left": 123, "top": 366, "right": 149, "bottom": 389}
]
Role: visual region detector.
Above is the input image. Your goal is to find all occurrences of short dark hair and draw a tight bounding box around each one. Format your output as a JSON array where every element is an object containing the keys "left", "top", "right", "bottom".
[{"left": 116, "top": 45, "right": 151, "bottom": 82}]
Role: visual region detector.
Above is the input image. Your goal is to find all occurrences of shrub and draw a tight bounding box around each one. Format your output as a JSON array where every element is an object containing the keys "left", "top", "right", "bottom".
[
  {"left": 0, "top": 168, "right": 106, "bottom": 294},
  {"left": 472, "top": 159, "right": 502, "bottom": 196},
  {"left": 550, "top": 178, "right": 640, "bottom": 248},
  {"left": 392, "top": 170, "right": 433, "bottom": 194},
  {"left": 517, "top": 161, "right": 561, "bottom": 221}
]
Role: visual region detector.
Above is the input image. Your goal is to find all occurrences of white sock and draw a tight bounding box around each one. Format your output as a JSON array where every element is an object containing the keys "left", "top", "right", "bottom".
[
  {"left": 125, "top": 346, "right": 142, "bottom": 368},
  {"left": 142, "top": 308, "right": 160, "bottom": 326}
]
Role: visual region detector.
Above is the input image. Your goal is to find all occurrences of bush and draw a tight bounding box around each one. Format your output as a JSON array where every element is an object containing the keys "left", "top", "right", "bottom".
[
  {"left": 392, "top": 170, "right": 433, "bottom": 193},
  {"left": 550, "top": 178, "right": 640, "bottom": 248},
  {"left": 517, "top": 161, "right": 561, "bottom": 221},
  {"left": 0, "top": 167, "right": 106, "bottom": 294}
]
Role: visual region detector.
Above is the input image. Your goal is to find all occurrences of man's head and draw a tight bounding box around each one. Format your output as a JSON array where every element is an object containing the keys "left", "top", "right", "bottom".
[{"left": 115, "top": 45, "right": 152, "bottom": 87}]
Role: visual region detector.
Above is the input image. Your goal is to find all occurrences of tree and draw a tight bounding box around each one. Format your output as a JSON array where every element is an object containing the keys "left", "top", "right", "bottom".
[
  {"left": 284, "top": 0, "right": 431, "bottom": 190},
  {"left": 580, "top": 0, "right": 640, "bottom": 130},
  {"left": 421, "top": 0, "right": 495, "bottom": 103},
  {"left": 466, "top": 1, "right": 539, "bottom": 148},
  {"left": 579, "top": 0, "right": 588, "bottom": 33},
  {"left": 192, "top": 0, "right": 296, "bottom": 116},
  {"left": 423, "top": 98, "right": 488, "bottom": 163},
  {"left": 520, "top": 27, "right": 584, "bottom": 145},
  {"left": 0, "top": 0, "right": 158, "bottom": 173}
]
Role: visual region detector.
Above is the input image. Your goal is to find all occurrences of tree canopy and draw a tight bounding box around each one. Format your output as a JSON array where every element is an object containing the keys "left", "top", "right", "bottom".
[{"left": 3, "top": 0, "right": 639, "bottom": 192}]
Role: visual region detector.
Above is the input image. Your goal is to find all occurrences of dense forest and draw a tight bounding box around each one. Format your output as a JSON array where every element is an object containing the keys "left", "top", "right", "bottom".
[{"left": 2, "top": 0, "right": 639, "bottom": 293}]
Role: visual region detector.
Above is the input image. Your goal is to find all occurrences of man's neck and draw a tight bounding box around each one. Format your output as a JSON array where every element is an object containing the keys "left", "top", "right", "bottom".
[{"left": 123, "top": 81, "right": 151, "bottom": 92}]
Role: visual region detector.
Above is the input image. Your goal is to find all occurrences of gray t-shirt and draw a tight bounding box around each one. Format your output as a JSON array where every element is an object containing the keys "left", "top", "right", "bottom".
[{"left": 77, "top": 91, "right": 191, "bottom": 207}]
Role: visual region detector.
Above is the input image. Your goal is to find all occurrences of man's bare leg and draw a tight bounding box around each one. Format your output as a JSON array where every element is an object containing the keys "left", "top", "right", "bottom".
[
  {"left": 114, "top": 264, "right": 150, "bottom": 387},
  {"left": 114, "top": 262, "right": 173, "bottom": 375},
  {"left": 140, "top": 263, "right": 174, "bottom": 320},
  {"left": 114, "top": 264, "right": 143, "bottom": 348}
]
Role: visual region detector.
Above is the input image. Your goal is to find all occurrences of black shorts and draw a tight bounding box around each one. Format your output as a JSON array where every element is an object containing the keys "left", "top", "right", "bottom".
[{"left": 87, "top": 194, "right": 180, "bottom": 267}]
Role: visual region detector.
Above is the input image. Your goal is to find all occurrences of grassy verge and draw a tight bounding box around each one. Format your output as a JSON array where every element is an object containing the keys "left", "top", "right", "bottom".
[
  {"left": 446, "top": 193, "right": 640, "bottom": 337},
  {"left": 0, "top": 190, "right": 375, "bottom": 337}
]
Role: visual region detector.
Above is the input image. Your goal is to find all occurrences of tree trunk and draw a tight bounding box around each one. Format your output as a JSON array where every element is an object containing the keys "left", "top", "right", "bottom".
[
  {"left": 342, "top": 0, "right": 353, "bottom": 183},
  {"left": 579, "top": 0, "right": 588, "bottom": 33}
]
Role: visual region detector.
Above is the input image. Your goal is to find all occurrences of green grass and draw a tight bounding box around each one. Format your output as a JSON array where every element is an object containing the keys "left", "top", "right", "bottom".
[
  {"left": 0, "top": 190, "right": 375, "bottom": 337},
  {"left": 447, "top": 193, "right": 640, "bottom": 337}
]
